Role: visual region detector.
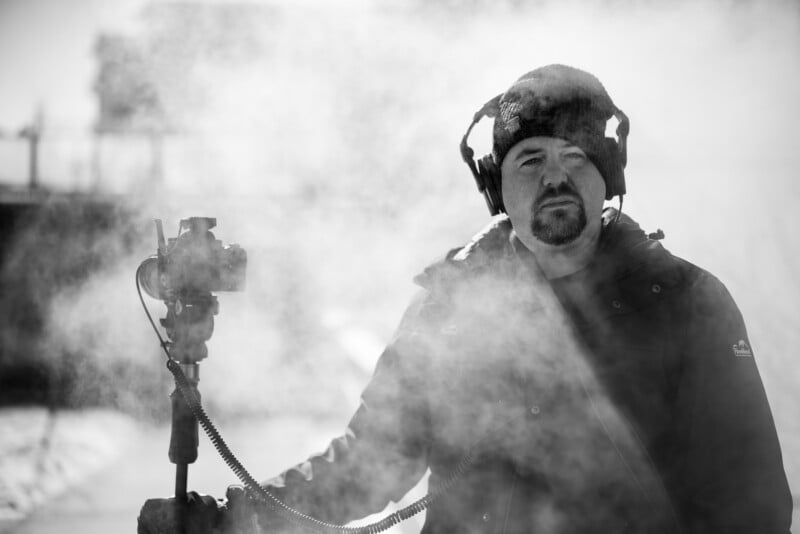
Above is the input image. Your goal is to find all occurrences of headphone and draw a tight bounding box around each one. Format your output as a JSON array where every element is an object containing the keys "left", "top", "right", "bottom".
[{"left": 459, "top": 94, "right": 631, "bottom": 216}]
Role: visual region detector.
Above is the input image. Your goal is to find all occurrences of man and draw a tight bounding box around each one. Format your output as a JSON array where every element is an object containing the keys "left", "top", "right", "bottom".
[{"left": 140, "top": 64, "right": 792, "bottom": 533}]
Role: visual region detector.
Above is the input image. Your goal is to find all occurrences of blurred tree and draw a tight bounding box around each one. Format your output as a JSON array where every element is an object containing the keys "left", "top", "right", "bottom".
[
  {"left": 91, "top": 3, "right": 273, "bottom": 188},
  {"left": 93, "top": 34, "right": 167, "bottom": 135},
  {"left": 93, "top": 33, "right": 168, "bottom": 188}
]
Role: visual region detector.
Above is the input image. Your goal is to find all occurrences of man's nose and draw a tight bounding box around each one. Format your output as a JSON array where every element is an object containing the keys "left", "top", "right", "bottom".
[{"left": 541, "top": 158, "right": 569, "bottom": 188}]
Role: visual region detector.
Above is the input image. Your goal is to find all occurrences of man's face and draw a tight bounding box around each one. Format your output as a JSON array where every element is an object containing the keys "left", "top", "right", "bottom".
[{"left": 500, "top": 137, "right": 606, "bottom": 247}]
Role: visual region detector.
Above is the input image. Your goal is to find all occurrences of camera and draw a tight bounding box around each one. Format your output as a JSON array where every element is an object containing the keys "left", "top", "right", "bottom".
[{"left": 138, "top": 217, "right": 246, "bottom": 301}]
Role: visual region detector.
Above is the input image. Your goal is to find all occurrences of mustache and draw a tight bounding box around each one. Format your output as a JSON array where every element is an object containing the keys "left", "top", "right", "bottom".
[{"left": 534, "top": 183, "right": 583, "bottom": 209}]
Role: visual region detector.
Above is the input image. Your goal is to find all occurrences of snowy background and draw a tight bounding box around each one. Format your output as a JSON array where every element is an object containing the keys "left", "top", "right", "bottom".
[{"left": 0, "top": 0, "right": 798, "bottom": 531}]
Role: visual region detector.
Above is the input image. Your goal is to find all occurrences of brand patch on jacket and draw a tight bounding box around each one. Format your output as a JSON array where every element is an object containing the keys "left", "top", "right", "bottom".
[{"left": 732, "top": 339, "right": 753, "bottom": 358}]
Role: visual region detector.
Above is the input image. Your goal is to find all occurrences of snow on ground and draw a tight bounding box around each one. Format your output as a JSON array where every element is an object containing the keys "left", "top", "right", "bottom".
[
  {"left": 0, "top": 406, "right": 138, "bottom": 531},
  {"left": 0, "top": 406, "right": 426, "bottom": 534}
]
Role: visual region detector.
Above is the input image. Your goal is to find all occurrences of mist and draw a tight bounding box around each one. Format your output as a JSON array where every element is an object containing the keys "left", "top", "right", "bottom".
[{"left": 1, "top": 0, "right": 799, "bottom": 529}]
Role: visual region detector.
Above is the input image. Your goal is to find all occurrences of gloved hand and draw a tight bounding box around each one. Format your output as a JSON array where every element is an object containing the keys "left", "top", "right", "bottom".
[
  {"left": 225, "top": 485, "right": 266, "bottom": 533},
  {"left": 224, "top": 485, "right": 296, "bottom": 534},
  {"left": 137, "top": 491, "right": 224, "bottom": 534}
]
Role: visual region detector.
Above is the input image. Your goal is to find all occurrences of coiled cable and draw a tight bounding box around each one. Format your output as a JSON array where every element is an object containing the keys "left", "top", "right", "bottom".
[{"left": 136, "top": 265, "right": 480, "bottom": 533}]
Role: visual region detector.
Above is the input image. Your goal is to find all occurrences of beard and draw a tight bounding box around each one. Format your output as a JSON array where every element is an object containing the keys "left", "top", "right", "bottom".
[{"left": 531, "top": 184, "right": 587, "bottom": 245}]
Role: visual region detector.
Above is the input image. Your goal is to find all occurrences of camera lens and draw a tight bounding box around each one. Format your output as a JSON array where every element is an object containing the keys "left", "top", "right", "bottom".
[{"left": 137, "top": 257, "right": 161, "bottom": 299}]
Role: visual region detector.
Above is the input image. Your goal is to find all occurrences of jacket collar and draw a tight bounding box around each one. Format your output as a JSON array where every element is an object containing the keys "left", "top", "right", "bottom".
[
  {"left": 415, "top": 209, "right": 678, "bottom": 300},
  {"left": 508, "top": 207, "right": 649, "bottom": 281},
  {"left": 508, "top": 208, "right": 682, "bottom": 324}
]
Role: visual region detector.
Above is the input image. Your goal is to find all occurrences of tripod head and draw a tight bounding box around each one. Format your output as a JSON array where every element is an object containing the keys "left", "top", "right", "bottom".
[{"left": 138, "top": 217, "right": 246, "bottom": 363}]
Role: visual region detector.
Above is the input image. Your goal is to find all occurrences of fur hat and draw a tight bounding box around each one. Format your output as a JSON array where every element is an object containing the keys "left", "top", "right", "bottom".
[{"left": 492, "top": 64, "right": 622, "bottom": 193}]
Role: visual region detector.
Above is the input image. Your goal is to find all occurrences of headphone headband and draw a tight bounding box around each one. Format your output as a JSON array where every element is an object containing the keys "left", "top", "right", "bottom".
[
  {"left": 459, "top": 94, "right": 504, "bottom": 215},
  {"left": 460, "top": 95, "right": 630, "bottom": 215}
]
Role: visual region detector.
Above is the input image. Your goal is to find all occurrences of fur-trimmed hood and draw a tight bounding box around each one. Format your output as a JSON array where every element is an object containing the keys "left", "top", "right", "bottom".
[{"left": 414, "top": 208, "right": 668, "bottom": 293}]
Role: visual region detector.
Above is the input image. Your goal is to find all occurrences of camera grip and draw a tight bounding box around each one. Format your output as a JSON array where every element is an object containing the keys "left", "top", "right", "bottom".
[{"left": 169, "top": 382, "right": 200, "bottom": 466}]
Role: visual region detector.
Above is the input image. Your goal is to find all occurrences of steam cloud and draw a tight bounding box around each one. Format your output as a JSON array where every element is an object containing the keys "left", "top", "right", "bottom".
[{"left": 2, "top": 0, "right": 798, "bottom": 529}]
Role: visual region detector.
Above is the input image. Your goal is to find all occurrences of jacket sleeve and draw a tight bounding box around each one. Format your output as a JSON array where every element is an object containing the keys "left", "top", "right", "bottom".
[
  {"left": 253, "top": 291, "right": 436, "bottom": 529},
  {"left": 673, "top": 272, "right": 792, "bottom": 533}
]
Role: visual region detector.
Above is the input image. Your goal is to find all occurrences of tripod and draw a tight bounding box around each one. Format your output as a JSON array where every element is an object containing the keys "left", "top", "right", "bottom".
[{"left": 160, "top": 292, "right": 218, "bottom": 531}]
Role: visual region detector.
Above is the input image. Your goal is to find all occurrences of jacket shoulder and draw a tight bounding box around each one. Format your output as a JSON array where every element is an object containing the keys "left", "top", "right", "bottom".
[
  {"left": 675, "top": 257, "right": 742, "bottom": 317},
  {"left": 645, "top": 245, "right": 725, "bottom": 299},
  {"left": 624, "top": 238, "right": 742, "bottom": 323},
  {"left": 413, "top": 215, "right": 514, "bottom": 290},
  {"left": 603, "top": 213, "right": 711, "bottom": 310}
]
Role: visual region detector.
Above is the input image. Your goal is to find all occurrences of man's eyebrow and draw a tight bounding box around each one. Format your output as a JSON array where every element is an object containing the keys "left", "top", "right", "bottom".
[{"left": 513, "top": 147, "right": 545, "bottom": 159}]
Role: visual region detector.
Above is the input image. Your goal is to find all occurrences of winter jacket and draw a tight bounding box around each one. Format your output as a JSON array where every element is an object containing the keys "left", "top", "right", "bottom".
[{"left": 252, "top": 210, "right": 792, "bottom": 534}]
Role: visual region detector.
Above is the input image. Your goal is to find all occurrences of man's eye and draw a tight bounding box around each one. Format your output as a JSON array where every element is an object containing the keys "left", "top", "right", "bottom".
[
  {"left": 564, "top": 152, "right": 586, "bottom": 162},
  {"left": 520, "top": 156, "right": 544, "bottom": 167}
]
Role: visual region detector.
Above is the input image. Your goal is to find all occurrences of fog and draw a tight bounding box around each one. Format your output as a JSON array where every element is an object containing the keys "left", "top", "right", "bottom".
[{"left": 1, "top": 0, "right": 799, "bottom": 529}]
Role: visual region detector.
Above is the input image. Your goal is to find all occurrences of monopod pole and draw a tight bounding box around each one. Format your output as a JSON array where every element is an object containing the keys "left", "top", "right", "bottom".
[{"left": 169, "top": 363, "right": 200, "bottom": 533}]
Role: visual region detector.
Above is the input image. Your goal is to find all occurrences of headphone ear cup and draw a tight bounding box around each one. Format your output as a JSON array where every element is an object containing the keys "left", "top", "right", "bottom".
[
  {"left": 600, "top": 138, "right": 626, "bottom": 200},
  {"left": 477, "top": 156, "right": 505, "bottom": 214}
]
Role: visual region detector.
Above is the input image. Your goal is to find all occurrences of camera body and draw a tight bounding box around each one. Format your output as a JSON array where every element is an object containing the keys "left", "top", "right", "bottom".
[{"left": 139, "top": 217, "right": 246, "bottom": 301}]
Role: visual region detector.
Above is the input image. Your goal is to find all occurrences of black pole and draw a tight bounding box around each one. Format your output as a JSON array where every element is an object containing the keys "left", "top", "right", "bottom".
[
  {"left": 174, "top": 462, "right": 189, "bottom": 534},
  {"left": 169, "top": 364, "right": 200, "bottom": 495},
  {"left": 29, "top": 131, "right": 39, "bottom": 189},
  {"left": 160, "top": 292, "right": 216, "bottom": 533},
  {"left": 175, "top": 463, "right": 189, "bottom": 502},
  {"left": 168, "top": 363, "right": 200, "bottom": 534},
  {"left": 19, "top": 121, "right": 41, "bottom": 189}
]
